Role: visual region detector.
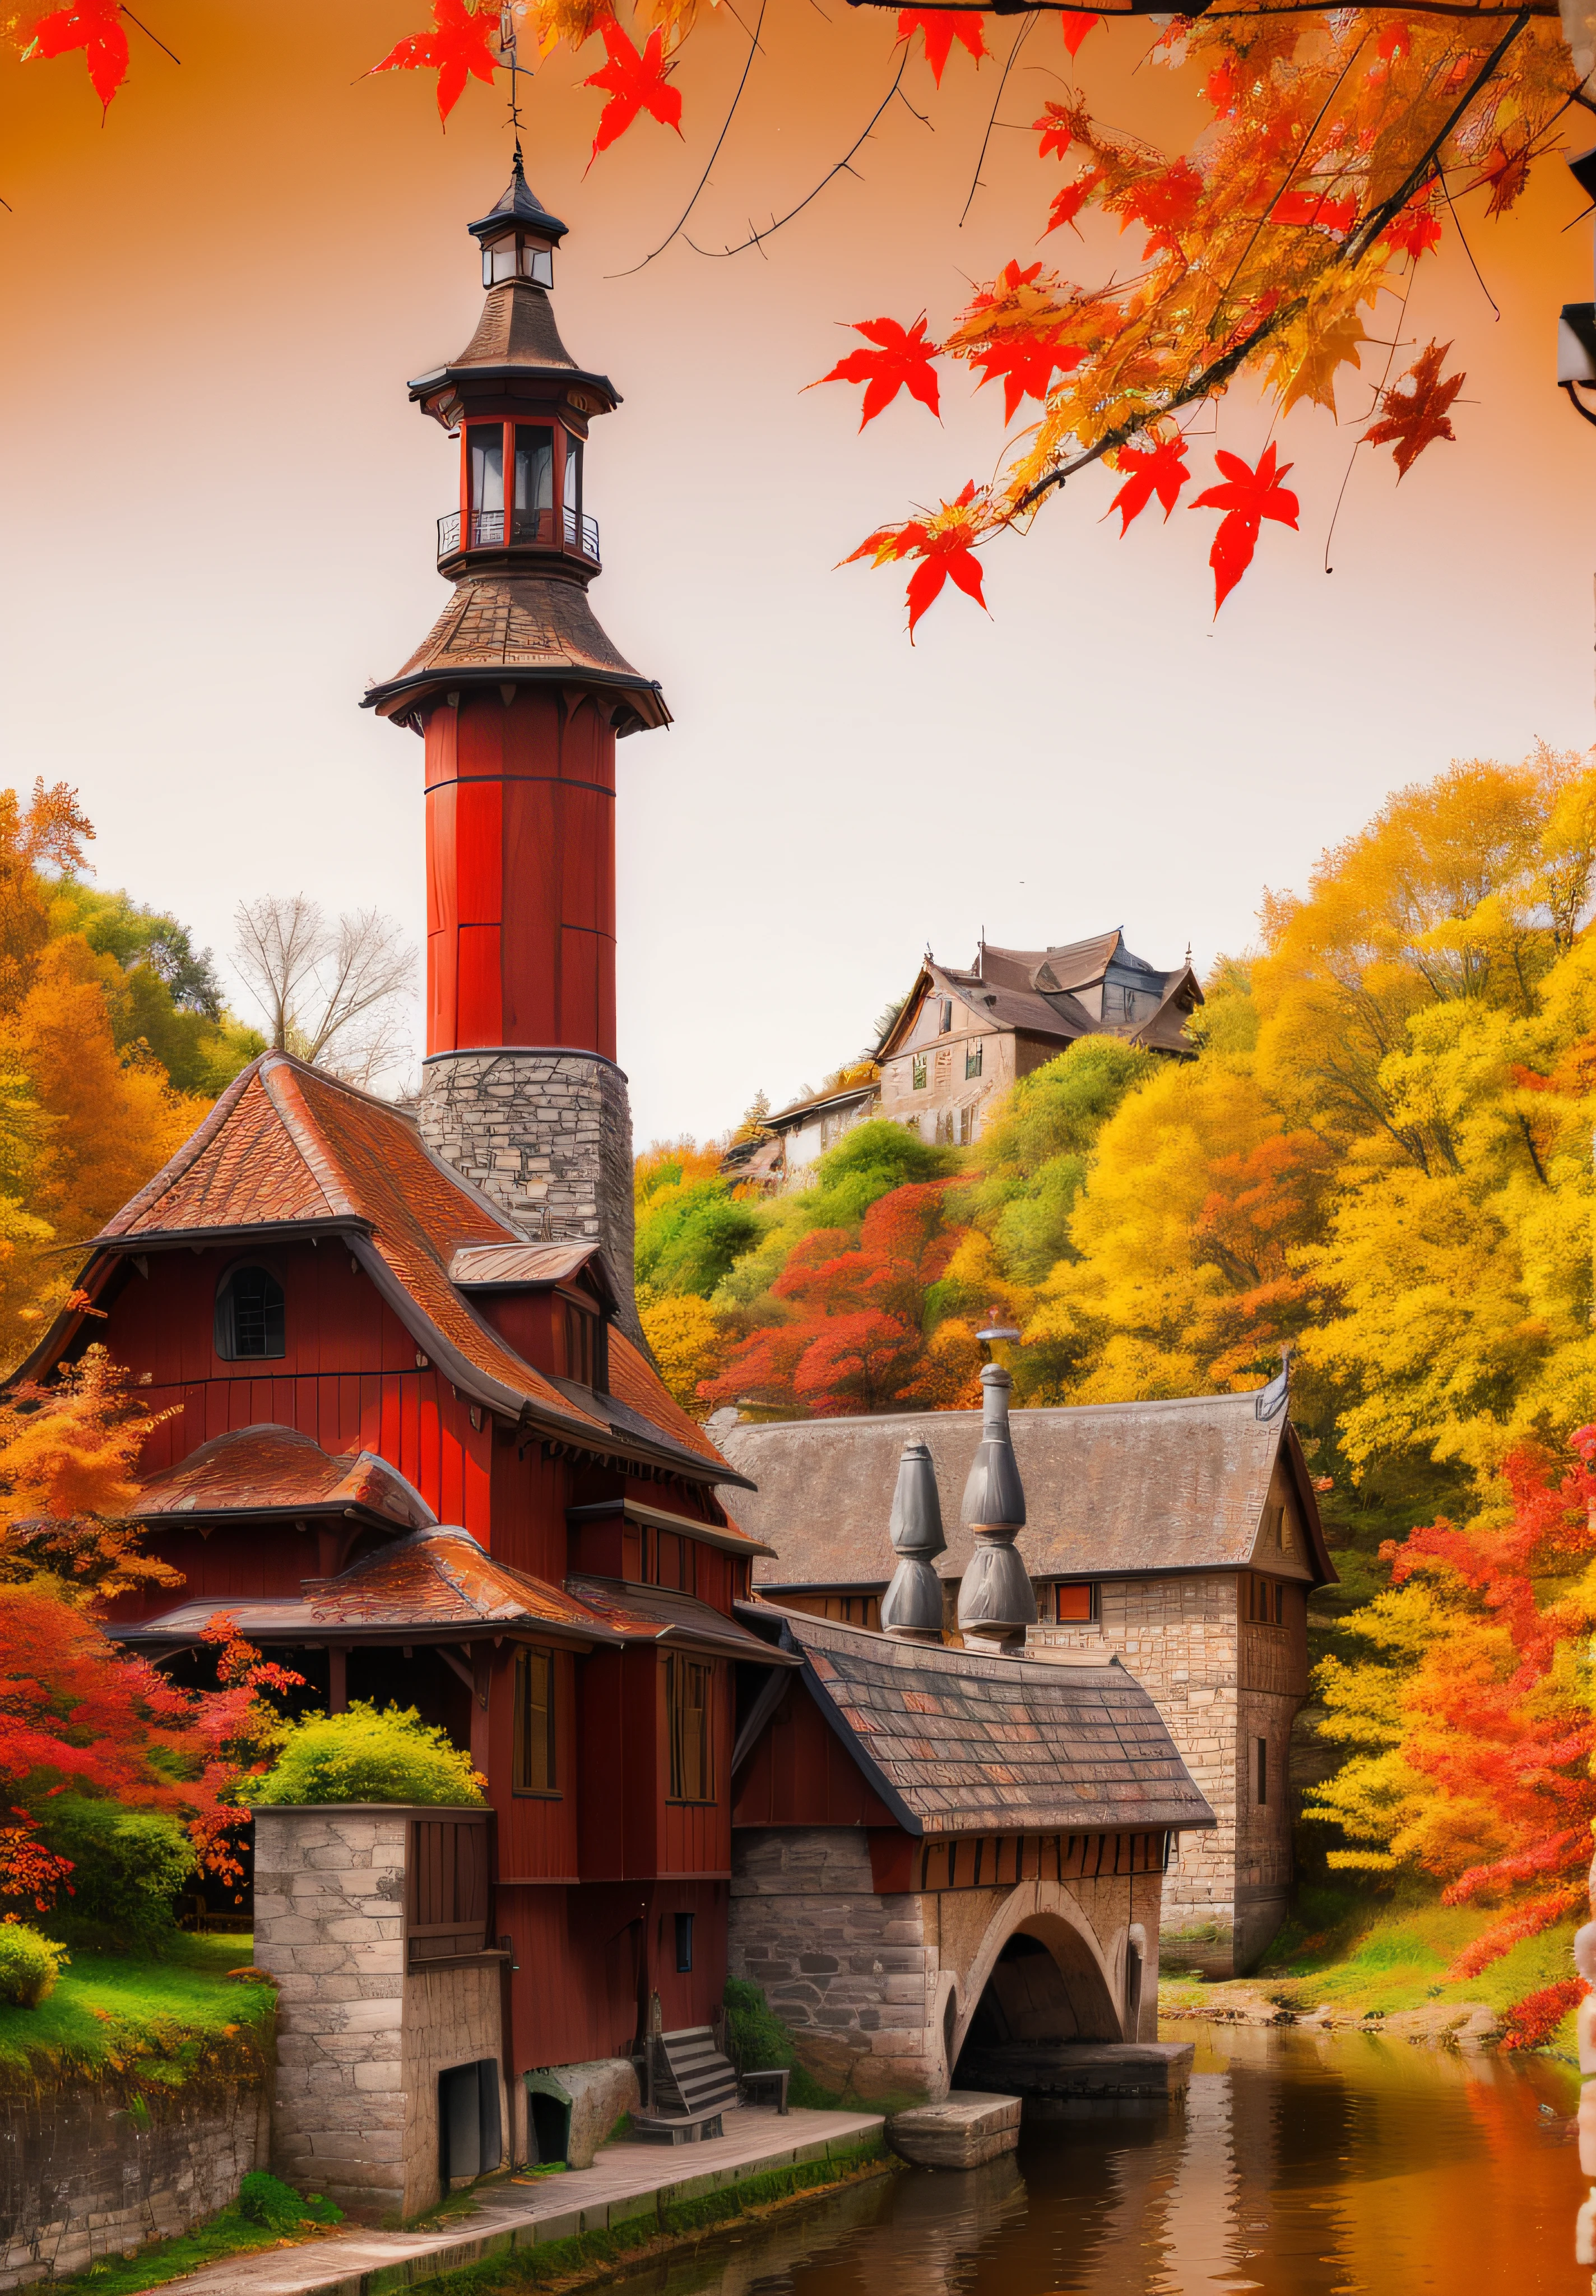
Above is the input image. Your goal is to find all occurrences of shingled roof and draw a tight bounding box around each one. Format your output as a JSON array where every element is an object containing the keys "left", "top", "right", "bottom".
[
  {"left": 131, "top": 1425, "right": 435, "bottom": 1530},
  {"left": 759, "top": 1609, "right": 1215, "bottom": 1837},
  {"left": 31, "top": 1053, "right": 748, "bottom": 1497},
  {"left": 877, "top": 932, "right": 1201, "bottom": 1063},
  {"left": 720, "top": 1388, "right": 1334, "bottom": 1589}
]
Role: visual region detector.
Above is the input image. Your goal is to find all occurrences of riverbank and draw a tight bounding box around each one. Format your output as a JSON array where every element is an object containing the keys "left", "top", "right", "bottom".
[
  {"left": 1160, "top": 1892, "right": 1583, "bottom": 2052},
  {"left": 31, "top": 2110, "right": 889, "bottom": 2296}
]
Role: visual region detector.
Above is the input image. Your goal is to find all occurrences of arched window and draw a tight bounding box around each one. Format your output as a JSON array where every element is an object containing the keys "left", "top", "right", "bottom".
[{"left": 215, "top": 1265, "right": 285, "bottom": 1361}]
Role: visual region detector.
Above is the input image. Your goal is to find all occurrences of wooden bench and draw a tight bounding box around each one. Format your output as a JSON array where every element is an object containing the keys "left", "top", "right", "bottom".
[{"left": 632, "top": 2026, "right": 789, "bottom": 2142}]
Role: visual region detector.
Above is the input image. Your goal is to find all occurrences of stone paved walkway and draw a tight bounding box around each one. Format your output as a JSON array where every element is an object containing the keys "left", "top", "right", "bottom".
[{"left": 156, "top": 2108, "right": 885, "bottom": 2296}]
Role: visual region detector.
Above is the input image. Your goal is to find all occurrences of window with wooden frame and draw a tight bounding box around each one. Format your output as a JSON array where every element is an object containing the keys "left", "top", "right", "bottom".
[
  {"left": 912, "top": 1055, "right": 927, "bottom": 1091},
  {"left": 561, "top": 1298, "right": 598, "bottom": 1387},
  {"left": 938, "top": 999, "right": 954, "bottom": 1034},
  {"left": 666, "top": 1655, "right": 715, "bottom": 1803},
  {"left": 965, "top": 1041, "right": 983, "bottom": 1080},
  {"left": 512, "top": 1648, "right": 557, "bottom": 1795},
  {"left": 215, "top": 1265, "right": 285, "bottom": 1362},
  {"left": 1245, "top": 1574, "right": 1286, "bottom": 1626}
]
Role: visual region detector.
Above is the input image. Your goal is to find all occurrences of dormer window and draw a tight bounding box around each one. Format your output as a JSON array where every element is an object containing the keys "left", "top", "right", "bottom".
[
  {"left": 216, "top": 1265, "right": 285, "bottom": 1362},
  {"left": 480, "top": 230, "right": 554, "bottom": 289}
]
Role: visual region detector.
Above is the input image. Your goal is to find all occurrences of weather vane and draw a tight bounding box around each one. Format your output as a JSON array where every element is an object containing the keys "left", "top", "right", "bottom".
[{"left": 498, "top": 3, "right": 526, "bottom": 140}]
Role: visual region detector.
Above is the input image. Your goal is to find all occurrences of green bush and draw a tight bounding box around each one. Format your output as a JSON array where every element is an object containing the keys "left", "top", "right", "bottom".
[
  {"left": 247, "top": 1703, "right": 485, "bottom": 1808},
  {"left": 236, "top": 2171, "right": 342, "bottom": 2230},
  {"left": 0, "top": 1922, "right": 69, "bottom": 2009},
  {"left": 36, "top": 1798, "right": 197, "bottom": 1953},
  {"left": 722, "top": 1978, "right": 842, "bottom": 2109}
]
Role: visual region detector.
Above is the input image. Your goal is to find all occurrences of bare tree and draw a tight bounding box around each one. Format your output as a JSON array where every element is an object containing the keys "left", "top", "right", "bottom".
[{"left": 233, "top": 896, "right": 417, "bottom": 1090}]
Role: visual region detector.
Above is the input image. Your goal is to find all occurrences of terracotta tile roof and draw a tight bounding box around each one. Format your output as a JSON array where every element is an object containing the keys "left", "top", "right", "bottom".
[
  {"left": 132, "top": 1424, "right": 435, "bottom": 1528},
  {"left": 449, "top": 1241, "right": 609, "bottom": 1292},
  {"left": 722, "top": 1388, "right": 1335, "bottom": 1589},
  {"left": 117, "top": 1528, "right": 624, "bottom": 1647},
  {"left": 80, "top": 1054, "right": 739, "bottom": 1485},
  {"left": 772, "top": 1610, "right": 1215, "bottom": 1837},
  {"left": 566, "top": 1575, "right": 801, "bottom": 1667}
]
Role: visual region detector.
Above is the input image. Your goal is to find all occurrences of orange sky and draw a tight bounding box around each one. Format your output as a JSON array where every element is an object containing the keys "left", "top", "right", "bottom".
[{"left": 1, "top": 3, "right": 1592, "bottom": 1136}]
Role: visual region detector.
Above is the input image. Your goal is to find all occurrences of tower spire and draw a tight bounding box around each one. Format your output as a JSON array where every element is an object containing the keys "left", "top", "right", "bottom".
[{"left": 955, "top": 1365, "right": 1037, "bottom": 1656}]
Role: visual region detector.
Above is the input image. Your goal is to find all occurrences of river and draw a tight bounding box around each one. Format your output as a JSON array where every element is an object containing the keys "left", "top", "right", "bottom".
[{"left": 611, "top": 2020, "right": 1585, "bottom": 2296}]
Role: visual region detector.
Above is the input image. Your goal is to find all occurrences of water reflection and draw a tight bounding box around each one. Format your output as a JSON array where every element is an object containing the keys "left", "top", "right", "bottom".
[{"left": 607, "top": 2021, "right": 1581, "bottom": 2296}]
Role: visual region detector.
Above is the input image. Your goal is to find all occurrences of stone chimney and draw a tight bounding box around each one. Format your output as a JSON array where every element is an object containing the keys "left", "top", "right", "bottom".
[
  {"left": 955, "top": 1364, "right": 1036, "bottom": 1656},
  {"left": 880, "top": 1438, "right": 947, "bottom": 1643}
]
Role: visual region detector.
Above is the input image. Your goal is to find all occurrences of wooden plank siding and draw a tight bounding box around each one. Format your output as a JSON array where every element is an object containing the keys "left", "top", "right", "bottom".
[{"left": 732, "top": 1679, "right": 898, "bottom": 1832}]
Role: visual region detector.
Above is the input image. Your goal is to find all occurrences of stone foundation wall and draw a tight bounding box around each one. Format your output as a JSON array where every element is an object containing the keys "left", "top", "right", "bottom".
[
  {"left": 252, "top": 1805, "right": 507, "bottom": 2224},
  {"left": 417, "top": 1050, "right": 638, "bottom": 1335},
  {"left": 0, "top": 2080, "right": 266, "bottom": 2290},
  {"left": 729, "top": 1829, "right": 1163, "bottom": 2108}
]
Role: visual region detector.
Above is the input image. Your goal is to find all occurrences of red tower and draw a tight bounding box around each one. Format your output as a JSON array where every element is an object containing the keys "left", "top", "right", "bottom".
[{"left": 365, "top": 160, "right": 669, "bottom": 1300}]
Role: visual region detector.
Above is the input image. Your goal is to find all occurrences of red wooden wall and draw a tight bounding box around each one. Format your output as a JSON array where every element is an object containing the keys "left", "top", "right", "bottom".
[
  {"left": 732, "top": 1678, "right": 898, "bottom": 1830},
  {"left": 425, "top": 688, "right": 617, "bottom": 1059}
]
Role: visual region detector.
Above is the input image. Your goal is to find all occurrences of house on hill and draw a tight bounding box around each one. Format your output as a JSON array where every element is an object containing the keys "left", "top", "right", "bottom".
[
  {"left": 715, "top": 1376, "right": 1334, "bottom": 1976},
  {"left": 740, "top": 931, "right": 1201, "bottom": 1189}
]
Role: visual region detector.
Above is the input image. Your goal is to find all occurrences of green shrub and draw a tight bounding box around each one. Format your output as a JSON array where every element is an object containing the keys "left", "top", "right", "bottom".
[
  {"left": 36, "top": 1798, "right": 197, "bottom": 1953},
  {"left": 247, "top": 1703, "right": 485, "bottom": 1808},
  {"left": 722, "top": 1978, "right": 842, "bottom": 2109},
  {"left": 236, "top": 2171, "right": 342, "bottom": 2230},
  {"left": 0, "top": 1922, "right": 69, "bottom": 2009}
]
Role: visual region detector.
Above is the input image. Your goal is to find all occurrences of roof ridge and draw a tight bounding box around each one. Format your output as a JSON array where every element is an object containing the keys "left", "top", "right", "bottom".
[
  {"left": 259, "top": 1059, "right": 365, "bottom": 1221},
  {"left": 98, "top": 1054, "right": 271, "bottom": 1237}
]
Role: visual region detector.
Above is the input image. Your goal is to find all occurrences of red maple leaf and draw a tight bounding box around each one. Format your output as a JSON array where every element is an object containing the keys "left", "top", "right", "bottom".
[
  {"left": 25, "top": 1, "right": 128, "bottom": 109},
  {"left": 1034, "top": 101, "right": 1075, "bottom": 161},
  {"left": 1119, "top": 159, "right": 1203, "bottom": 250},
  {"left": 1469, "top": 139, "right": 1531, "bottom": 217},
  {"left": 897, "top": 8, "right": 988, "bottom": 85},
  {"left": 1190, "top": 442, "right": 1299, "bottom": 615},
  {"left": 1271, "top": 187, "right": 1357, "bottom": 234},
  {"left": 845, "top": 482, "right": 990, "bottom": 641},
  {"left": 369, "top": 0, "right": 498, "bottom": 126},
  {"left": 1380, "top": 190, "right": 1443, "bottom": 261},
  {"left": 1106, "top": 433, "right": 1190, "bottom": 534},
  {"left": 584, "top": 18, "right": 683, "bottom": 161},
  {"left": 1047, "top": 168, "right": 1106, "bottom": 235},
  {"left": 814, "top": 317, "right": 941, "bottom": 428},
  {"left": 1061, "top": 11, "right": 1100, "bottom": 57},
  {"left": 970, "top": 334, "right": 1085, "bottom": 423},
  {"left": 1361, "top": 340, "right": 1464, "bottom": 479}
]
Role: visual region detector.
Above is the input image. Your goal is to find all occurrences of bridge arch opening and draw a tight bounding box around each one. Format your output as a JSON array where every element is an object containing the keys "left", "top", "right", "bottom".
[{"left": 955, "top": 1915, "right": 1122, "bottom": 2077}]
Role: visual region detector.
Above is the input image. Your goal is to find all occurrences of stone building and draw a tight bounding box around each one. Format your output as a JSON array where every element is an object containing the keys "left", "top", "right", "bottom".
[
  {"left": 716, "top": 1372, "right": 1335, "bottom": 1976},
  {"left": 739, "top": 931, "right": 1201, "bottom": 1191},
  {"left": 729, "top": 1604, "right": 1213, "bottom": 2105}
]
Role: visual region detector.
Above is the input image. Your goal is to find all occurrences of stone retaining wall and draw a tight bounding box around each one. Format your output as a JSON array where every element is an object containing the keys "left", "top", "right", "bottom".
[{"left": 0, "top": 2079, "right": 267, "bottom": 2290}]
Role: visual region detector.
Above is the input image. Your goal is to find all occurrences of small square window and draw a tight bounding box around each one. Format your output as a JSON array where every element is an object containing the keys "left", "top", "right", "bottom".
[
  {"left": 674, "top": 1912, "right": 694, "bottom": 1973},
  {"left": 912, "top": 1055, "right": 927, "bottom": 1090},
  {"left": 965, "top": 1043, "right": 983, "bottom": 1080}
]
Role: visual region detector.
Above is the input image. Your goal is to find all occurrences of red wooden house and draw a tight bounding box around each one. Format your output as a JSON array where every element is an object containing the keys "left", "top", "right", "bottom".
[{"left": 18, "top": 160, "right": 787, "bottom": 2163}]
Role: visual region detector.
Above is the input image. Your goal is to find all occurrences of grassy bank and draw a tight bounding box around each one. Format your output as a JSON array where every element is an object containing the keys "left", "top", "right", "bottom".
[
  {"left": 0, "top": 1930, "right": 272, "bottom": 2099},
  {"left": 1161, "top": 1889, "right": 1582, "bottom": 2049}
]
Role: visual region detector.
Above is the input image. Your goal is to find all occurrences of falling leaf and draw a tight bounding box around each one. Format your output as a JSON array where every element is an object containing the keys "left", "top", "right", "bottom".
[
  {"left": 1191, "top": 442, "right": 1299, "bottom": 614},
  {"left": 24, "top": 1, "right": 128, "bottom": 109},
  {"left": 1034, "top": 100, "right": 1076, "bottom": 161},
  {"left": 845, "top": 481, "right": 992, "bottom": 641},
  {"left": 814, "top": 317, "right": 941, "bottom": 428},
  {"left": 368, "top": 0, "right": 498, "bottom": 126},
  {"left": 897, "top": 8, "right": 987, "bottom": 86},
  {"left": 1361, "top": 340, "right": 1464, "bottom": 479},
  {"left": 1061, "top": 11, "right": 1100, "bottom": 58},
  {"left": 1274, "top": 307, "right": 1368, "bottom": 415},
  {"left": 1047, "top": 168, "right": 1106, "bottom": 235},
  {"left": 583, "top": 17, "right": 682, "bottom": 159},
  {"left": 1380, "top": 191, "right": 1443, "bottom": 261},
  {"left": 1271, "top": 188, "right": 1358, "bottom": 235},
  {"left": 1105, "top": 433, "right": 1190, "bottom": 533}
]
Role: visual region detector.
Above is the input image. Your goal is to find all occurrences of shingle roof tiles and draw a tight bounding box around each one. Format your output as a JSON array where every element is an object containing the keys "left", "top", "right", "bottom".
[{"left": 775, "top": 1610, "right": 1215, "bottom": 1836}]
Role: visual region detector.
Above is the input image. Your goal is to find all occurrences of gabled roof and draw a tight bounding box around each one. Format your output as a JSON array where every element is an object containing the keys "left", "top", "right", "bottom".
[
  {"left": 131, "top": 1424, "right": 434, "bottom": 1530},
  {"left": 751, "top": 1609, "right": 1215, "bottom": 1838},
  {"left": 765, "top": 1077, "right": 880, "bottom": 1133},
  {"left": 33, "top": 1053, "right": 745, "bottom": 1493},
  {"left": 876, "top": 935, "right": 1202, "bottom": 1063},
  {"left": 117, "top": 1527, "right": 626, "bottom": 1650},
  {"left": 720, "top": 1388, "right": 1335, "bottom": 1589},
  {"left": 567, "top": 1575, "right": 802, "bottom": 1667},
  {"left": 448, "top": 1239, "right": 614, "bottom": 1302}
]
